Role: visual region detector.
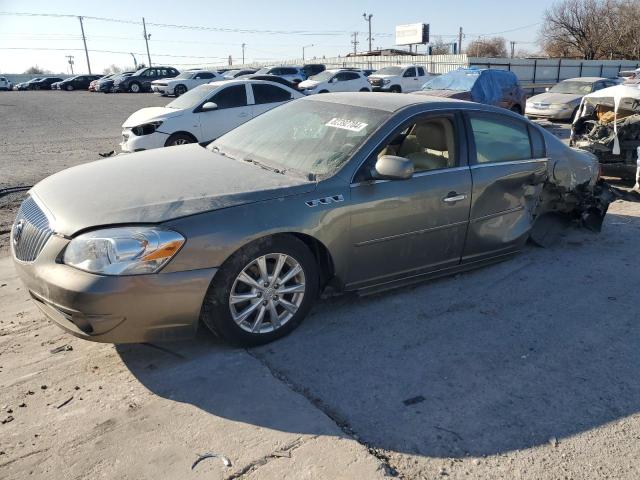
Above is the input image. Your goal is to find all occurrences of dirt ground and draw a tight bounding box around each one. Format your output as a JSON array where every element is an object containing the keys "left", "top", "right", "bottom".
[{"left": 1, "top": 91, "right": 640, "bottom": 480}]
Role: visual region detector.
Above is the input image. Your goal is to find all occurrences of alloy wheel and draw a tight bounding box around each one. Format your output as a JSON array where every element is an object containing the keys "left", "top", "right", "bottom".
[{"left": 229, "top": 253, "right": 306, "bottom": 334}]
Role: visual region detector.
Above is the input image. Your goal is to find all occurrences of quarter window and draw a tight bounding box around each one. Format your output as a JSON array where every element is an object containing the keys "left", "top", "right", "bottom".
[
  {"left": 210, "top": 85, "right": 248, "bottom": 109},
  {"left": 336, "top": 72, "right": 360, "bottom": 81},
  {"left": 417, "top": 67, "right": 426, "bottom": 76},
  {"left": 197, "top": 72, "right": 215, "bottom": 79},
  {"left": 469, "top": 115, "right": 532, "bottom": 163},
  {"left": 252, "top": 84, "right": 293, "bottom": 104}
]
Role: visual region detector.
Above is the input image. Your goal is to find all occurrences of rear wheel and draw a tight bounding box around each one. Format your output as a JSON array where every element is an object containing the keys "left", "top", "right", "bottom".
[
  {"left": 200, "top": 235, "right": 319, "bottom": 346},
  {"left": 174, "top": 84, "right": 187, "bottom": 96},
  {"left": 510, "top": 104, "right": 523, "bottom": 115},
  {"left": 129, "top": 82, "right": 141, "bottom": 93},
  {"left": 65, "top": 84, "right": 74, "bottom": 91},
  {"left": 165, "top": 132, "right": 197, "bottom": 147}
]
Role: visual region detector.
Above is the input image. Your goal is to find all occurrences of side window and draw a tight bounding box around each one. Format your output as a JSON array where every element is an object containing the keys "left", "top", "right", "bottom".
[
  {"left": 160, "top": 69, "right": 168, "bottom": 77},
  {"left": 528, "top": 125, "right": 546, "bottom": 158},
  {"left": 469, "top": 114, "right": 532, "bottom": 164},
  {"left": 144, "top": 69, "right": 156, "bottom": 77},
  {"left": 210, "top": 85, "right": 248, "bottom": 109},
  {"left": 346, "top": 72, "right": 360, "bottom": 80},
  {"left": 282, "top": 68, "right": 298, "bottom": 75},
  {"left": 403, "top": 67, "right": 417, "bottom": 78},
  {"left": 252, "top": 84, "right": 293, "bottom": 104},
  {"left": 417, "top": 67, "right": 426, "bottom": 76},
  {"left": 375, "top": 116, "right": 457, "bottom": 174},
  {"left": 336, "top": 72, "right": 359, "bottom": 81},
  {"left": 198, "top": 72, "right": 215, "bottom": 79},
  {"left": 169, "top": 69, "right": 179, "bottom": 76},
  {"left": 269, "top": 68, "right": 282, "bottom": 76}
]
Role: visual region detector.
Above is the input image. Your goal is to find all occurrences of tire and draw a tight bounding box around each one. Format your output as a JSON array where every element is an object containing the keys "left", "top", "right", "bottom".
[
  {"left": 359, "top": 88, "right": 370, "bottom": 92},
  {"left": 200, "top": 235, "right": 319, "bottom": 346},
  {"left": 510, "top": 105, "right": 523, "bottom": 115},
  {"left": 65, "top": 84, "right": 74, "bottom": 91},
  {"left": 165, "top": 132, "right": 197, "bottom": 147},
  {"left": 174, "top": 84, "right": 187, "bottom": 96},
  {"left": 318, "top": 90, "right": 329, "bottom": 94},
  {"left": 34, "top": 85, "right": 41, "bottom": 91},
  {"left": 129, "top": 82, "right": 141, "bottom": 93},
  {"left": 389, "top": 85, "right": 402, "bottom": 93}
]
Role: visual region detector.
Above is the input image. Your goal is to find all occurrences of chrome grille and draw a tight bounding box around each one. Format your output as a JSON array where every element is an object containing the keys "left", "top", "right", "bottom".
[{"left": 11, "top": 196, "right": 53, "bottom": 262}]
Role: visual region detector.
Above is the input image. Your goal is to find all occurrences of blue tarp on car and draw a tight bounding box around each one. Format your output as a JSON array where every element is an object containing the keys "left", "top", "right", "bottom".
[{"left": 422, "top": 68, "right": 519, "bottom": 106}]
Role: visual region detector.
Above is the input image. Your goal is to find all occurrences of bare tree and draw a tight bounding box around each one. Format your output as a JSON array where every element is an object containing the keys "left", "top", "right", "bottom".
[
  {"left": 467, "top": 37, "right": 508, "bottom": 57},
  {"left": 24, "top": 65, "right": 50, "bottom": 75},
  {"left": 102, "top": 64, "right": 124, "bottom": 75},
  {"left": 540, "top": 0, "right": 640, "bottom": 59},
  {"left": 430, "top": 37, "right": 452, "bottom": 55}
]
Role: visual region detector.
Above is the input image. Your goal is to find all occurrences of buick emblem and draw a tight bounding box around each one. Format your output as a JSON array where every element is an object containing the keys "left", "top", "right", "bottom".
[{"left": 12, "top": 219, "right": 24, "bottom": 248}]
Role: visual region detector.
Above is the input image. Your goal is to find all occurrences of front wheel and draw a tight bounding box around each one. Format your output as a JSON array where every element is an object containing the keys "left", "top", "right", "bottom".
[
  {"left": 174, "top": 84, "right": 187, "bottom": 96},
  {"left": 359, "top": 87, "right": 370, "bottom": 92},
  {"left": 66, "top": 84, "right": 74, "bottom": 91},
  {"left": 165, "top": 132, "right": 197, "bottom": 147},
  {"left": 389, "top": 85, "right": 402, "bottom": 93},
  {"left": 200, "top": 235, "right": 319, "bottom": 346},
  {"left": 129, "top": 82, "right": 141, "bottom": 93}
]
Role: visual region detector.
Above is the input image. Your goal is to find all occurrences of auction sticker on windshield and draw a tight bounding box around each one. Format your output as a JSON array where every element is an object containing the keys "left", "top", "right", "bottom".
[{"left": 325, "top": 118, "right": 368, "bottom": 132}]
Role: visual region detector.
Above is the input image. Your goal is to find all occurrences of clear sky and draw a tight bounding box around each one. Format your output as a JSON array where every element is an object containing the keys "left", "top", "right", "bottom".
[{"left": 0, "top": 0, "right": 556, "bottom": 74}]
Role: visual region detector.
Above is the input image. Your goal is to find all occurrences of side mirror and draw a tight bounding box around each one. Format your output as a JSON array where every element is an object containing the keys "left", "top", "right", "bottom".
[
  {"left": 201, "top": 102, "right": 218, "bottom": 111},
  {"left": 372, "top": 155, "right": 414, "bottom": 181},
  {"left": 330, "top": 77, "right": 338, "bottom": 83}
]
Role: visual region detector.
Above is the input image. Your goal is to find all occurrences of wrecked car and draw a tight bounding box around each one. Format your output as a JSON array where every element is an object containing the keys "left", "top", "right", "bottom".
[
  {"left": 11, "top": 93, "right": 612, "bottom": 347},
  {"left": 571, "top": 84, "right": 640, "bottom": 183}
]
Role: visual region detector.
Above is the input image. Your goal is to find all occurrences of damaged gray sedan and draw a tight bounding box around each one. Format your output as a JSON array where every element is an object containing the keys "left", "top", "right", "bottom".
[{"left": 11, "top": 93, "right": 613, "bottom": 346}]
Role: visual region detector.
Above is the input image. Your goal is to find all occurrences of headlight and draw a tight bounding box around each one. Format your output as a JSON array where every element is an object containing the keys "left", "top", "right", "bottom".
[
  {"left": 131, "top": 121, "right": 163, "bottom": 136},
  {"left": 305, "top": 84, "right": 317, "bottom": 90},
  {"left": 63, "top": 226, "right": 185, "bottom": 275},
  {"left": 383, "top": 79, "right": 391, "bottom": 85},
  {"left": 550, "top": 103, "right": 568, "bottom": 109}
]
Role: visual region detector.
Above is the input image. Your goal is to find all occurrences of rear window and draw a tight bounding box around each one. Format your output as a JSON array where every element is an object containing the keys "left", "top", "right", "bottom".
[{"left": 252, "top": 84, "right": 293, "bottom": 104}]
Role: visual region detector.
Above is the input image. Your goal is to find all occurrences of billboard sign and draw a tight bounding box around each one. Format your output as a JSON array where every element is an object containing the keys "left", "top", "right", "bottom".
[{"left": 395, "top": 23, "right": 429, "bottom": 45}]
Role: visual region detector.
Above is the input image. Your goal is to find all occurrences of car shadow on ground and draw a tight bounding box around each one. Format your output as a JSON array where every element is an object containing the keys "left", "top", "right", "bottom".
[{"left": 117, "top": 212, "right": 640, "bottom": 459}]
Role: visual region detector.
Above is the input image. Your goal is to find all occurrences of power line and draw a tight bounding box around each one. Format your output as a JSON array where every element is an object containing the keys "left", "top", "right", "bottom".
[{"left": 0, "top": 47, "right": 227, "bottom": 59}]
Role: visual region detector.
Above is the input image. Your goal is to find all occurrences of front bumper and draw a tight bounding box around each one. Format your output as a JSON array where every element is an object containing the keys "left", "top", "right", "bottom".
[
  {"left": 120, "top": 129, "right": 170, "bottom": 152},
  {"left": 526, "top": 105, "right": 573, "bottom": 120},
  {"left": 151, "top": 84, "right": 171, "bottom": 95},
  {"left": 12, "top": 235, "right": 217, "bottom": 343}
]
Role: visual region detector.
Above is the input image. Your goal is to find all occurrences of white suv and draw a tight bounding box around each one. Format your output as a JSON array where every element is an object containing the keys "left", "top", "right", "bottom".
[
  {"left": 298, "top": 69, "right": 371, "bottom": 94},
  {"left": 368, "top": 65, "right": 433, "bottom": 93},
  {"left": 253, "top": 66, "right": 306, "bottom": 83},
  {"left": 151, "top": 70, "right": 223, "bottom": 96},
  {"left": 0, "top": 77, "right": 12, "bottom": 91}
]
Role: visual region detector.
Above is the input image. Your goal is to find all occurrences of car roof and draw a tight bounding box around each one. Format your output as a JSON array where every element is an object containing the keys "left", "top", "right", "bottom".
[
  {"left": 304, "top": 91, "right": 486, "bottom": 113},
  {"left": 562, "top": 77, "right": 607, "bottom": 83}
]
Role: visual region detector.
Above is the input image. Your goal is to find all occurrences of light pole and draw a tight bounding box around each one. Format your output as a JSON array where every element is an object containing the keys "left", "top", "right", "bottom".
[
  {"left": 302, "top": 44, "right": 314, "bottom": 62},
  {"left": 142, "top": 17, "right": 152, "bottom": 67},
  {"left": 362, "top": 13, "right": 373, "bottom": 52}
]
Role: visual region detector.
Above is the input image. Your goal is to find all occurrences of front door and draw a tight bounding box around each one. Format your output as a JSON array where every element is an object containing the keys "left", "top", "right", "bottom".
[
  {"left": 197, "top": 84, "right": 251, "bottom": 142},
  {"left": 462, "top": 112, "right": 548, "bottom": 263},
  {"left": 347, "top": 113, "right": 472, "bottom": 289}
]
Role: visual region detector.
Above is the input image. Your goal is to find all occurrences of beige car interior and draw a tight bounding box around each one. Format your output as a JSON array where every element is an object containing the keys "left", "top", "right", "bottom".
[{"left": 379, "top": 118, "right": 456, "bottom": 172}]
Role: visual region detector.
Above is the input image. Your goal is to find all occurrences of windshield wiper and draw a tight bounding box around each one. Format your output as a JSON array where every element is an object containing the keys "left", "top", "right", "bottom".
[
  {"left": 243, "top": 157, "right": 285, "bottom": 175},
  {"left": 211, "top": 146, "right": 235, "bottom": 160}
]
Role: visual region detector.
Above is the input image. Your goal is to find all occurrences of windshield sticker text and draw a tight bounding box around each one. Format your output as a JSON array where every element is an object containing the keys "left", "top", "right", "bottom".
[{"left": 325, "top": 118, "right": 368, "bottom": 132}]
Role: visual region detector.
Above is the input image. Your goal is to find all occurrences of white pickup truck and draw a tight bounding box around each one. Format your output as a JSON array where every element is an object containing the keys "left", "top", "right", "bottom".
[
  {"left": 368, "top": 65, "right": 433, "bottom": 93},
  {"left": 0, "top": 77, "right": 12, "bottom": 91}
]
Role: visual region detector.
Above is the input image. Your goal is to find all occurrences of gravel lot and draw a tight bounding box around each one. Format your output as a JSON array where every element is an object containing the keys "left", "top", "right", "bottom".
[{"left": 1, "top": 91, "right": 640, "bottom": 480}]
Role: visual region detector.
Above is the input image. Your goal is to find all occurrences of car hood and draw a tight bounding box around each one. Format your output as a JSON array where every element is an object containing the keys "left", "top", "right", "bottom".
[
  {"left": 369, "top": 74, "right": 396, "bottom": 80},
  {"left": 30, "top": 144, "right": 316, "bottom": 236},
  {"left": 528, "top": 92, "right": 582, "bottom": 105},
  {"left": 122, "top": 107, "right": 184, "bottom": 127}
]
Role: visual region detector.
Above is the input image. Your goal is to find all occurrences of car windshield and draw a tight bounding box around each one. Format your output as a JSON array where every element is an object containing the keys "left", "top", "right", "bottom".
[
  {"left": 309, "top": 71, "right": 335, "bottom": 82},
  {"left": 224, "top": 70, "right": 240, "bottom": 78},
  {"left": 422, "top": 71, "right": 480, "bottom": 91},
  {"left": 174, "top": 72, "right": 196, "bottom": 79},
  {"left": 255, "top": 68, "right": 271, "bottom": 75},
  {"left": 374, "top": 67, "right": 403, "bottom": 76},
  {"left": 208, "top": 99, "right": 390, "bottom": 178},
  {"left": 166, "top": 84, "right": 215, "bottom": 109},
  {"left": 549, "top": 81, "right": 594, "bottom": 94}
]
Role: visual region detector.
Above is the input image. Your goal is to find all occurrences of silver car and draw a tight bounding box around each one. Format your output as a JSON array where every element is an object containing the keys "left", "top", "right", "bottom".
[
  {"left": 11, "top": 93, "right": 613, "bottom": 346},
  {"left": 526, "top": 77, "right": 619, "bottom": 121}
]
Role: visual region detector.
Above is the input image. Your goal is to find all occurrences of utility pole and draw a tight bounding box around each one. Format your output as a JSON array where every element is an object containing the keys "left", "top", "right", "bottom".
[
  {"left": 228, "top": 55, "right": 233, "bottom": 66},
  {"left": 362, "top": 13, "right": 373, "bottom": 52},
  {"left": 302, "top": 44, "right": 314, "bottom": 62},
  {"left": 241, "top": 43, "right": 246, "bottom": 65},
  {"left": 351, "top": 32, "right": 359, "bottom": 55},
  {"left": 77, "top": 17, "right": 91, "bottom": 74},
  {"left": 142, "top": 17, "right": 152, "bottom": 67},
  {"left": 458, "top": 27, "right": 463, "bottom": 54},
  {"left": 510, "top": 41, "right": 516, "bottom": 58},
  {"left": 66, "top": 55, "right": 75, "bottom": 75}
]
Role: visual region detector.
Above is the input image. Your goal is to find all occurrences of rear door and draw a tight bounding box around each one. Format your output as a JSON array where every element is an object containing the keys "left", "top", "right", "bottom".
[
  {"left": 197, "top": 84, "right": 251, "bottom": 142},
  {"left": 347, "top": 111, "right": 472, "bottom": 289},
  {"left": 250, "top": 83, "right": 296, "bottom": 116},
  {"left": 402, "top": 67, "right": 419, "bottom": 92},
  {"left": 462, "top": 111, "right": 548, "bottom": 263}
]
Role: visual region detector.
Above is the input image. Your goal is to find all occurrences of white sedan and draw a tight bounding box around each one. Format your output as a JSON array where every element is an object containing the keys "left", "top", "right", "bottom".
[
  {"left": 121, "top": 79, "right": 304, "bottom": 152},
  {"left": 298, "top": 69, "right": 371, "bottom": 94},
  {"left": 151, "top": 70, "right": 224, "bottom": 96}
]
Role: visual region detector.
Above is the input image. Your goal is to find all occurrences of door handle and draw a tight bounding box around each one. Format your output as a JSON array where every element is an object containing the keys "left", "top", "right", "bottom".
[{"left": 443, "top": 193, "right": 467, "bottom": 204}]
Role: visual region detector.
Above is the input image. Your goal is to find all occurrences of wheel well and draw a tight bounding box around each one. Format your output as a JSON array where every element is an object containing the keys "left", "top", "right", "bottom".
[
  {"left": 287, "top": 233, "right": 335, "bottom": 288},
  {"left": 165, "top": 131, "right": 198, "bottom": 145},
  {"left": 511, "top": 104, "right": 523, "bottom": 114}
]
